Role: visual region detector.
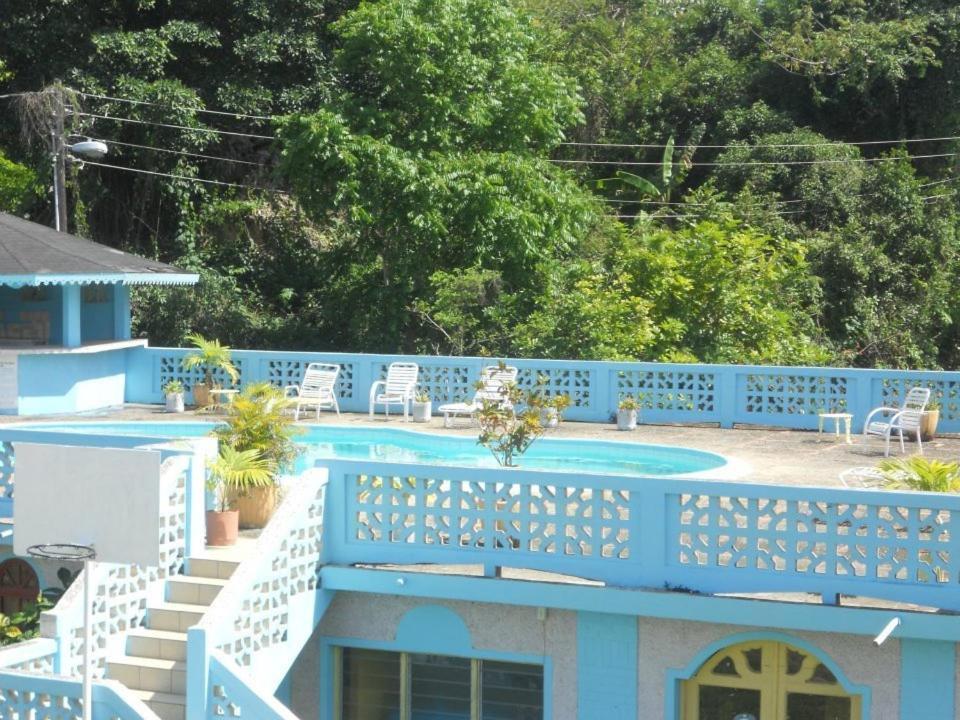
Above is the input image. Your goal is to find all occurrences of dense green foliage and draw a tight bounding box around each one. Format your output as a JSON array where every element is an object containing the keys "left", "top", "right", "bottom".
[{"left": 2, "top": 0, "right": 960, "bottom": 367}]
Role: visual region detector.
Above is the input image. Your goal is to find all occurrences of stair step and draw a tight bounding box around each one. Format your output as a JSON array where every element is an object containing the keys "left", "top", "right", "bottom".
[
  {"left": 106, "top": 655, "right": 186, "bottom": 694},
  {"left": 187, "top": 557, "right": 240, "bottom": 580},
  {"left": 166, "top": 575, "right": 228, "bottom": 605},
  {"left": 146, "top": 602, "right": 207, "bottom": 632},
  {"left": 126, "top": 628, "right": 188, "bottom": 661},
  {"left": 131, "top": 690, "right": 185, "bottom": 720}
]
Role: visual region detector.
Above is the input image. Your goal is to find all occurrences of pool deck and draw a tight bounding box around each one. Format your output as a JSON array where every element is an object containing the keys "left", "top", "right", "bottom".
[{"left": 6, "top": 403, "right": 959, "bottom": 487}]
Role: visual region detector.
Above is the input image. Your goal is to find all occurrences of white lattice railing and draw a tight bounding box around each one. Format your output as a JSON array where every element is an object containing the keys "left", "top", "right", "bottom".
[
  {"left": 0, "top": 669, "right": 161, "bottom": 719},
  {"left": 0, "top": 637, "right": 56, "bottom": 674},
  {"left": 204, "top": 651, "right": 299, "bottom": 720},
  {"left": 186, "top": 470, "right": 328, "bottom": 717},
  {"left": 42, "top": 453, "right": 191, "bottom": 678}
]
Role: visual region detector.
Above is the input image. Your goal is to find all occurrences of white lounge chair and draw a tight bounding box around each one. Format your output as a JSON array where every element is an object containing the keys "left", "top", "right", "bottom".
[
  {"left": 437, "top": 365, "right": 519, "bottom": 428},
  {"left": 285, "top": 363, "right": 340, "bottom": 420},
  {"left": 369, "top": 362, "right": 419, "bottom": 420},
  {"left": 863, "top": 387, "right": 931, "bottom": 456}
]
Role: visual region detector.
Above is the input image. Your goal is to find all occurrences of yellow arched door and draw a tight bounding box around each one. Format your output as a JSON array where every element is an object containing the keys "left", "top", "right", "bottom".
[{"left": 681, "top": 640, "right": 861, "bottom": 720}]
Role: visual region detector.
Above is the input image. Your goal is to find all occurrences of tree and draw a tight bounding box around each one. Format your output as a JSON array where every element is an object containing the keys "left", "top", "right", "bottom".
[{"left": 278, "top": 0, "right": 607, "bottom": 351}]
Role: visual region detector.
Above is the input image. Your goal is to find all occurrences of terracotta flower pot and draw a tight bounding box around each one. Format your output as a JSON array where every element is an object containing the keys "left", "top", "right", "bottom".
[
  {"left": 193, "top": 382, "right": 212, "bottom": 408},
  {"left": 921, "top": 409, "right": 940, "bottom": 441},
  {"left": 230, "top": 485, "right": 280, "bottom": 529},
  {"left": 206, "top": 510, "right": 239, "bottom": 547}
]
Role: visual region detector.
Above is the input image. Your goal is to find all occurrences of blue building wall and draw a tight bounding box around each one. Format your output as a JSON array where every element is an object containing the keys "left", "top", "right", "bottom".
[
  {"left": 80, "top": 285, "right": 116, "bottom": 342},
  {"left": 0, "top": 286, "right": 63, "bottom": 344},
  {"left": 17, "top": 347, "right": 130, "bottom": 415}
]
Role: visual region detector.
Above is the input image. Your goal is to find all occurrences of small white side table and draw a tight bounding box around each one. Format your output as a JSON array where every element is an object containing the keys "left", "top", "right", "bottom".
[{"left": 818, "top": 412, "right": 853, "bottom": 444}]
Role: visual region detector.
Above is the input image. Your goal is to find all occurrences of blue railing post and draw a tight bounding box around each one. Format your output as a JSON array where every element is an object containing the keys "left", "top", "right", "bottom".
[
  {"left": 636, "top": 482, "right": 667, "bottom": 589},
  {"left": 718, "top": 366, "right": 737, "bottom": 428},
  {"left": 593, "top": 365, "right": 613, "bottom": 423},
  {"left": 851, "top": 371, "right": 875, "bottom": 435}
]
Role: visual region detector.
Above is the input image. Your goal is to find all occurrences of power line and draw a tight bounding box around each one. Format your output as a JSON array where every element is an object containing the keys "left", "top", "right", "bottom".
[
  {"left": 76, "top": 112, "right": 274, "bottom": 141},
  {"left": 79, "top": 159, "right": 285, "bottom": 193},
  {"left": 77, "top": 91, "right": 276, "bottom": 122},
  {"left": 560, "top": 136, "right": 960, "bottom": 150},
  {"left": 554, "top": 152, "right": 960, "bottom": 168},
  {"left": 100, "top": 138, "right": 263, "bottom": 166}
]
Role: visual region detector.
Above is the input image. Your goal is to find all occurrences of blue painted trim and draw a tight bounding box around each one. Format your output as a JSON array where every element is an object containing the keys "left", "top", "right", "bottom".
[
  {"left": 900, "top": 639, "right": 956, "bottom": 720},
  {"left": 0, "top": 273, "right": 198, "bottom": 287},
  {"left": 577, "top": 612, "right": 637, "bottom": 719},
  {"left": 319, "top": 604, "right": 553, "bottom": 720},
  {"left": 663, "top": 630, "right": 871, "bottom": 720},
  {"left": 320, "top": 567, "right": 960, "bottom": 642}
]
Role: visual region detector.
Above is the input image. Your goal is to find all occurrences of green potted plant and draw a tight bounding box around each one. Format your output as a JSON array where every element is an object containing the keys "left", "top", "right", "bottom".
[
  {"left": 617, "top": 395, "right": 641, "bottom": 431},
  {"left": 212, "top": 382, "right": 301, "bottom": 528},
  {"left": 206, "top": 446, "right": 274, "bottom": 546},
  {"left": 163, "top": 379, "right": 185, "bottom": 413},
  {"left": 921, "top": 399, "right": 941, "bottom": 441},
  {"left": 412, "top": 390, "right": 432, "bottom": 423},
  {"left": 180, "top": 333, "right": 239, "bottom": 408},
  {"left": 538, "top": 394, "right": 571, "bottom": 429}
]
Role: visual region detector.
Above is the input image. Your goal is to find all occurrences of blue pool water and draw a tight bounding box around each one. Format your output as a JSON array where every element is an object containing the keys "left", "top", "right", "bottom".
[{"left": 11, "top": 422, "right": 728, "bottom": 477}]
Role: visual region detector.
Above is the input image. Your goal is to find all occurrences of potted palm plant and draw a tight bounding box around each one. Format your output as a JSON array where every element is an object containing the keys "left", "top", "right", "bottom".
[
  {"left": 206, "top": 446, "right": 273, "bottom": 546},
  {"left": 412, "top": 390, "right": 433, "bottom": 423},
  {"left": 180, "top": 333, "right": 239, "bottom": 408},
  {"left": 617, "top": 396, "right": 640, "bottom": 431},
  {"left": 213, "top": 382, "right": 301, "bottom": 528},
  {"left": 163, "top": 380, "right": 185, "bottom": 413}
]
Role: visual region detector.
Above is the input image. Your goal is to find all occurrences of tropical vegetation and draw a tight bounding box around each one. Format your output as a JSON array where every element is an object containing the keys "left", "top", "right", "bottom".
[{"left": 2, "top": 0, "right": 960, "bottom": 367}]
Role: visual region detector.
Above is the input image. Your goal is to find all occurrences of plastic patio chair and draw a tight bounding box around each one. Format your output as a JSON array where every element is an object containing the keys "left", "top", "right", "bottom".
[
  {"left": 285, "top": 363, "right": 340, "bottom": 420},
  {"left": 863, "top": 387, "right": 931, "bottom": 456},
  {"left": 369, "top": 362, "right": 419, "bottom": 421}
]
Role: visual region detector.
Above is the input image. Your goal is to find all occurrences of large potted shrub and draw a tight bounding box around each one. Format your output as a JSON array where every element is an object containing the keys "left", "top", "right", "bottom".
[
  {"left": 206, "top": 446, "right": 273, "bottom": 546},
  {"left": 181, "top": 334, "right": 239, "bottom": 408},
  {"left": 213, "top": 383, "right": 302, "bottom": 528}
]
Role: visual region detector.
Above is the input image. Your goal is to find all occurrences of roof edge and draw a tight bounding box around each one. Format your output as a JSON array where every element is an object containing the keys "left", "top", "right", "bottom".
[{"left": 0, "top": 273, "right": 200, "bottom": 288}]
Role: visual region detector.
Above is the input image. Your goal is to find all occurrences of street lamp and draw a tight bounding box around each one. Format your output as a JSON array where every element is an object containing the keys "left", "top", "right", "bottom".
[{"left": 52, "top": 135, "right": 108, "bottom": 232}]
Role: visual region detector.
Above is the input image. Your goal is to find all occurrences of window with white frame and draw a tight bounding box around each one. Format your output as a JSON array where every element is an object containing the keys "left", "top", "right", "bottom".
[{"left": 334, "top": 646, "right": 544, "bottom": 720}]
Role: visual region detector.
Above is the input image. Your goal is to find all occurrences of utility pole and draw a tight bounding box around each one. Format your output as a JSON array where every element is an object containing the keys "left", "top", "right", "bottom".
[{"left": 51, "top": 83, "right": 68, "bottom": 233}]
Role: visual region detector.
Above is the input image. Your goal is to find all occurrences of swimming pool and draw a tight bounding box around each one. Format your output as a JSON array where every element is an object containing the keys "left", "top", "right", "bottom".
[{"left": 10, "top": 421, "right": 730, "bottom": 477}]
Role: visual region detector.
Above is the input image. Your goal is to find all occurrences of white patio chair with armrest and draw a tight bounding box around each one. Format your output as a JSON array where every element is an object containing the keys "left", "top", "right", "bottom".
[
  {"left": 863, "top": 386, "right": 931, "bottom": 456},
  {"left": 438, "top": 365, "right": 519, "bottom": 428},
  {"left": 369, "top": 362, "right": 419, "bottom": 420},
  {"left": 285, "top": 363, "right": 340, "bottom": 420}
]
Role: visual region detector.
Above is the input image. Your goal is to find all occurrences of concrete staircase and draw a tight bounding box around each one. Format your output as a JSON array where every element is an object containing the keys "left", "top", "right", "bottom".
[{"left": 105, "top": 557, "right": 239, "bottom": 720}]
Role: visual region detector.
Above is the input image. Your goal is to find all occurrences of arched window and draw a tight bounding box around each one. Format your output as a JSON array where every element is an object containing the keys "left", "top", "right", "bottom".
[
  {"left": 0, "top": 559, "right": 39, "bottom": 614},
  {"left": 682, "top": 640, "right": 861, "bottom": 720}
]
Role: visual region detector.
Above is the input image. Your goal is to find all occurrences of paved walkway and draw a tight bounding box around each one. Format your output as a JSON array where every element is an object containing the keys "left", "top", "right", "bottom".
[{"left": 5, "top": 404, "right": 959, "bottom": 487}]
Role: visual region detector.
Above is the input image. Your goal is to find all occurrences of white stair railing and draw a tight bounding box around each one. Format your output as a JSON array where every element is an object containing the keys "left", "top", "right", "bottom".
[{"left": 186, "top": 469, "right": 328, "bottom": 717}]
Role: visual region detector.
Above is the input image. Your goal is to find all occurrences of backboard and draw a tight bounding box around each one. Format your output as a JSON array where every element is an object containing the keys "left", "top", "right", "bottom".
[{"left": 13, "top": 442, "right": 162, "bottom": 567}]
